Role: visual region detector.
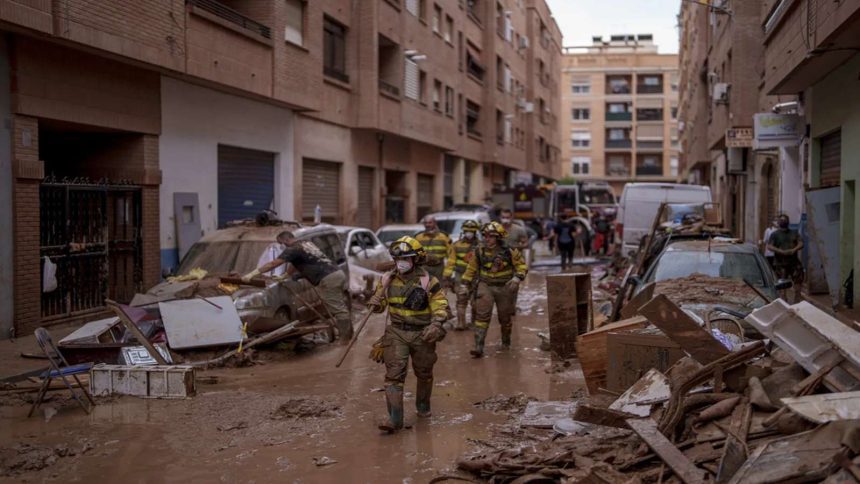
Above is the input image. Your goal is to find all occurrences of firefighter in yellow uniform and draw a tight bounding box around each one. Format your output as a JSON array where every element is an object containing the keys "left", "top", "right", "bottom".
[
  {"left": 415, "top": 215, "right": 452, "bottom": 281},
  {"left": 443, "top": 220, "right": 480, "bottom": 330},
  {"left": 368, "top": 236, "right": 448, "bottom": 433},
  {"left": 461, "top": 222, "right": 527, "bottom": 357}
]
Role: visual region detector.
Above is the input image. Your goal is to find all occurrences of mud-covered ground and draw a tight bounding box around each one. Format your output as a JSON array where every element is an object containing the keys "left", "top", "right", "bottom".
[{"left": 0, "top": 258, "right": 593, "bottom": 483}]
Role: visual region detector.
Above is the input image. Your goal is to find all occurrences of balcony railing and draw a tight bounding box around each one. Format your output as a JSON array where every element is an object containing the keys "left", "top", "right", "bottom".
[
  {"left": 187, "top": 0, "right": 272, "bottom": 39},
  {"left": 379, "top": 79, "right": 400, "bottom": 97},
  {"left": 606, "top": 139, "right": 632, "bottom": 149},
  {"left": 636, "top": 165, "right": 664, "bottom": 176},
  {"left": 637, "top": 140, "right": 663, "bottom": 150},
  {"left": 607, "top": 164, "right": 631, "bottom": 177},
  {"left": 605, "top": 112, "right": 632, "bottom": 121},
  {"left": 637, "top": 84, "right": 663, "bottom": 94}
]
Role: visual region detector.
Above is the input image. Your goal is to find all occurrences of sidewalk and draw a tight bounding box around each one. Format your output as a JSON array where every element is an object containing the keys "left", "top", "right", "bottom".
[{"left": 803, "top": 292, "right": 860, "bottom": 329}]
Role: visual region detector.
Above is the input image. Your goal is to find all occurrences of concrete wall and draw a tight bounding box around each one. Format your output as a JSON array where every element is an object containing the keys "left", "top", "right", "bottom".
[
  {"left": 0, "top": 36, "right": 12, "bottom": 338},
  {"left": 810, "top": 54, "right": 860, "bottom": 305},
  {"left": 159, "top": 77, "right": 295, "bottom": 271}
]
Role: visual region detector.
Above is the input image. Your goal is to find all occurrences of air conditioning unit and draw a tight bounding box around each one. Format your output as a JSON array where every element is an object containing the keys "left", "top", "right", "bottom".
[
  {"left": 524, "top": 102, "right": 534, "bottom": 113},
  {"left": 712, "top": 82, "right": 730, "bottom": 104},
  {"left": 519, "top": 36, "right": 529, "bottom": 49}
]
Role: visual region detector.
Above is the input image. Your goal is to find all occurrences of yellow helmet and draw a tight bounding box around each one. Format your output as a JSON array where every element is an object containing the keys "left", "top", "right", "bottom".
[
  {"left": 481, "top": 221, "right": 507, "bottom": 238},
  {"left": 462, "top": 220, "right": 480, "bottom": 232},
  {"left": 389, "top": 236, "right": 426, "bottom": 259}
]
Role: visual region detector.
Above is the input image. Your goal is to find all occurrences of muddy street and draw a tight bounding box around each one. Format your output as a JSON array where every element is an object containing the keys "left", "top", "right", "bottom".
[{"left": 0, "top": 267, "right": 586, "bottom": 483}]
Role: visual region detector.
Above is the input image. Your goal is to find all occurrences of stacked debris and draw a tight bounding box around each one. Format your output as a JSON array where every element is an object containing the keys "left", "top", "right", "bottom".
[{"left": 454, "top": 296, "right": 860, "bottom": 482}]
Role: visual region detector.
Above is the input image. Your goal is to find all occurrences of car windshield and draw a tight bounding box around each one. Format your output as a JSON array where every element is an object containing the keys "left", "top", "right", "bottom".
[
  {"left": 178, "top": 241, "right": 273, "bottom": 275},
  {"left": 435, "top": 219, "right": 463, "bottom": 236},
  {"left": 378, "top": 230, "right": 419, "bottom": 244},
  {"left": 647, "top": 250, "right": 766, "bottom": 287},
  {"left": 580, "top": 189, "right": 616, "bottom": 205}
]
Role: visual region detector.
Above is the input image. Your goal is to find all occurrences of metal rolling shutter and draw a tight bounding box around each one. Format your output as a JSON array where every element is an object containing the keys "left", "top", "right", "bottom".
[
  {"left": 404, "top": 59, "right": 419, "bottom": 100},
  {"left": 217, "top": 145, "right": 275, "bottom": 227},
  {"left": 302, "top": 159, "right": 340, "bottom": 222},
  {"left": 417, "top": 174, "right": 433, "bottom": 219},
  {"left": 820, "top": 130, "right": 841, "bottom": 187},
  {"left": 357, "top": 167, "right": 374, "bottom": 228}
]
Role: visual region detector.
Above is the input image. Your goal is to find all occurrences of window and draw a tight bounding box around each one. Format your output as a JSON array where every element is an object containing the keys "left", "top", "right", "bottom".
[
  {"left": 496, "top": 55, "right": 504, "bottom": 90},
  {"left": 323, "top": 16, "right": 348, "bottom": 82},
  {"left": 607, "top": 103, "right": 628, "bottom": 113},
  {"left": 608, "top": 128, "right": 628, "bottom": 140},
  {"left": 496, "top": 109, "right": 504, "bottom": 145},
  {"left": 419, "top": 70, "right": 427, "bottom": 104},
  {"left": 504, "top": 65, "right": 512, "bottom": 92},
  {"left": 406, "top": 0, "right": 419, "bottom": 16},
  {"left": 636, "top": 108, "right": 663, "bottom": 121},
  {"left": 571, "top": 130, "right": 590, "bottom": 148},
  {"left": 284, "top": 0, "right": 304, "bottom": 46},
  {"left": 445, "top": 86, "right": 454, "bottom": 116},
  {"left": 571, "top": 108, "right": 590, "bottom": 121},
  {"left": 671, "top": 106, "right": 678, "bottom": 119},
  {"left": 466, "top": 48, "right": 485, "bottom": 82},
  {"left": 466, "top": 100, "right": 481, "bottom": 137},
  {"left": 606, "top": 75, "right": 631, "bottom": 94},
  {"left": 571, "top": 156, "right": 591, "bottom": 175},
  {"left": 433, "top": 4, "right": 442, "bottom": 32},
  {"left": 433, "top": 80, "right": 442, "bottom": 111},
  {"left": 444, "top": 15, "right": 453, "bottom": 42},
  {"left": 467, "top": 0, "right": 481, "bottom": 24},
  {"left": 404, "top": 58, "right": 420, "bottom": 100},
  {"left": 670, "top": 156, "right": 679, "bottom": 177},
  {"left": 571, "top": 79, "right": 590, "bottom": 94}
]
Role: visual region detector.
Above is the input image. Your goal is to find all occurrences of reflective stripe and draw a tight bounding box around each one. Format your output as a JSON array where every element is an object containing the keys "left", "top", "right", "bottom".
[
  {"left": 389, "top": 306, "right": 432, "bottom": 318},
  {"left": 474, "top": 321, "right": 490, "bottom": 329}
]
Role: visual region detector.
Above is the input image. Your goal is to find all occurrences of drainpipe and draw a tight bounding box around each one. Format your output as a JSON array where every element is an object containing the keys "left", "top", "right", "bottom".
[{"left": 377, "top": 132, "right": 385, "bottom": 227}]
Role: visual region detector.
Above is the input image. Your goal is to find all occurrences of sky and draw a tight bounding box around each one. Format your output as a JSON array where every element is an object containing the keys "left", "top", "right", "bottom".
[{"left": 545, "top": 0, "right": 681, "bottom": 54}]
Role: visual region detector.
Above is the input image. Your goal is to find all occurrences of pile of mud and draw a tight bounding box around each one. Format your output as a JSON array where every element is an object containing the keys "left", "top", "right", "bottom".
[
  {"left": 271, "top": 396, "right": 341, "bottom": 419},
  {"left": 0, "top": 442, "right": 93, "bottom": 477},
  {"left": 473, "top": 393, "right": 536, "bottom": 414}
]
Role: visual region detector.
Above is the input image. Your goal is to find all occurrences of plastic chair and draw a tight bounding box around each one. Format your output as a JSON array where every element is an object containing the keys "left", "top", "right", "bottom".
[{"left": 28, "top": 327, "right": 96, "bottom": 418}]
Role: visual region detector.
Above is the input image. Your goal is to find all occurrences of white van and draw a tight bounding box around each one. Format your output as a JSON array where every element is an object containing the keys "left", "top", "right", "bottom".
[{"left": 618, "top": 183, "right": 712, "bottom": 255}]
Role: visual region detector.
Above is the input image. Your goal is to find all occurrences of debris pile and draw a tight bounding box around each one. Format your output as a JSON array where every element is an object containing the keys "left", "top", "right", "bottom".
[{"left": 455, "top": 295, "right": 860, "bottom": 482}]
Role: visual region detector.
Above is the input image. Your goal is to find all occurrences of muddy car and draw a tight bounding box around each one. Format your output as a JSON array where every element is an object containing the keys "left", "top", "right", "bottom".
[{"left": 149, "top": 222, "right": 349, "bottom": 331}]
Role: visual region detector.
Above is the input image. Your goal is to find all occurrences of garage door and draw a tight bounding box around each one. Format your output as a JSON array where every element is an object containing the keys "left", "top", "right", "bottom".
[
  {"left": 417, "top": 174, "right": 434, "bottom": 220},
  {"left": 357, "top": 167, "right": 374, "bottom": 228},
  {"left": 820, "top": 130, "right": 841, "bottom": 187},
  {"left": 218, "top": 145, "right": 275, "bottom": 227},
  {"left": 303, "top": 159, "right": 340, "bottom": 223}
]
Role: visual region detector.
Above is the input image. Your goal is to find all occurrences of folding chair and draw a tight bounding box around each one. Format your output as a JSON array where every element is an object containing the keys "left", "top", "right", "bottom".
[{"left": 28, "top": 327, "right": 96, "bottom": 418}]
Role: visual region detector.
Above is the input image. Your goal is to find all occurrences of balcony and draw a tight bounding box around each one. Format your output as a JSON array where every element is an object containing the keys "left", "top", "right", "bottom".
[
  {"left": 637, "top": 140, "right": 664, "bottom": 150},
  {"left": 324, "top": 66, "right": 349, "bottom": 83},
  {"left": 605, "top": 112, "right": 632, "bottom": 121},
  {"left": 187, "top": 0, "right": 271, "bottom": 39},
  {"left": 379, "top": 79, "right": 400, "bottom": 98},
  {"left": 636, "top": 84, "right": 663, "bottom": 94},
  {"left": 606, "top": 139, "right": 632, "bottom": 149},
  {"left": 607, "top": 159, "right": 631, "bottom": 177},
  {"left": 636, "top": 164, "right": 664, "bottom": 176}
]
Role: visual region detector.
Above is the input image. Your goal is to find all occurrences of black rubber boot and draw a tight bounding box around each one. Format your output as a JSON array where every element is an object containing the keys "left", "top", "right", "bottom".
[
  {"left": 379, "top": 386, "right": 404, "bottom": 433},
  {"left": 470, "top": 327, "right": 487, "bottom": 358},
  {"left": 501, "top": 325, "right": 512, "bottom": 349},
  {"left": 415, "top": 378, "right": 433, "bottom": 418}
]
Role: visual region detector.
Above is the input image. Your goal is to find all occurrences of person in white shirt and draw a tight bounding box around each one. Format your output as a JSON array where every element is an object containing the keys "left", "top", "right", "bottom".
[{"left": 760, "top": 217, "right": 778, "bottom": 268}]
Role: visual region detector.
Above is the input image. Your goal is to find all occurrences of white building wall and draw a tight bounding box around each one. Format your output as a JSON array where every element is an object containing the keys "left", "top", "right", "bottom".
[
  {"left": 159, "top": 77, "right": 294, "bottom": 271},
  {"left": 780, "top": 145, "right": 803, "bottom": 222}
]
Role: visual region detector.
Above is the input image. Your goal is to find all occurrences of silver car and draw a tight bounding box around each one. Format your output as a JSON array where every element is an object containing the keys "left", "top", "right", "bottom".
[{"left": 148, "top": 222, "right": 349, "bottom": 333}]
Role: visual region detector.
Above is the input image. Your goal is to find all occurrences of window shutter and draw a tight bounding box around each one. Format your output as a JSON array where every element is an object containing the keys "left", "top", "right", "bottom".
[
  {"left": 406, "top": 0, "right": 419, "bottom": 16},
  {"left": 404, "top": 59, "right": 419, "bottom": 100},
  {"left": 504, "top": 17, "right": 512, "bottom": 42},
  {"left": 284, "top": 0, "right": 303, "bottom": 45},
  {"left": 504, "top": 66, "right": 511, "bottom": 92},
  {"left": 504, "top": 118, "right": 512, "bottom": 143}
]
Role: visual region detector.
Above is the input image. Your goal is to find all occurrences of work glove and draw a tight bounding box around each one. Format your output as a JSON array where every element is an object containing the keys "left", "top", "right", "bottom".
[
  {"left": 504, "top": 278, "right": 521, "bottom": 292},
  {"left": 420, "top": 322, "right": 446, "bottom": 344},
  {"left": 369, "top": 337, "right": 385, "bottom": 363},
  {"left": 367, "top": 291, "right": 385, "bottom": 309},
  {"left": 241, "top": 269, "right": 261, "bottom": 283}
]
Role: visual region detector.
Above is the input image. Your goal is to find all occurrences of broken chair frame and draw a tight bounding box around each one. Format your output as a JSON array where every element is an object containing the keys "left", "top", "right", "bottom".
[{"left": 28, "top": 327, "right": 96, "bottom": 418}]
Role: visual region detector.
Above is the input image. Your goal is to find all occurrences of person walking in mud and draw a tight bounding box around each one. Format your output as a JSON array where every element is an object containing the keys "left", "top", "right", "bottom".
[
  {"left": 416, "top": 215, "right": 452, "bottom": 282},
  {"left": 443, "top": 220, "right": 481, "bottom": 330},
  {"left": 242, "top": 230, "right": 353, "bottom": 342},
  {"left": 461, "top": 222, "right": 527, "bottom": 357},
  {"left": 367, "top": 236, "right": 449, "bottom": 433},
  {"left": 767, "top": 214, "right": 804, "bottom": 303}
]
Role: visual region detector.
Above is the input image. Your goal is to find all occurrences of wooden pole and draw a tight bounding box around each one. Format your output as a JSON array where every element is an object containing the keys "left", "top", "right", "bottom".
[{"left": 105, "top": 299, "right": 169, "bottom": 365}]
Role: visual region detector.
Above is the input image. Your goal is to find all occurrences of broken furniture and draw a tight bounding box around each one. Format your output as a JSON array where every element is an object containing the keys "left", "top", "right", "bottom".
[
  {"left": 576, "top": 315, "right": 649, "bottom": 394},
  {"left": 545, "top": 273, "right": 593, "bottom": 359},
  {"left": 90, "top": 364, "right": 196, "bottom": 399},
  {"left": 606, "top": 328, "right": 684, "bottom": 393},
  {"left": 158, "top": 296, "right": 243, "bottom": 350},
  {"left": 28, "top": 327, "right": 96, "bottom": 418}
]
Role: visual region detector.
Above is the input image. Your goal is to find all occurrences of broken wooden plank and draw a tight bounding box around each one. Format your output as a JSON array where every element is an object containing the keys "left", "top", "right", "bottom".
[
  {"left": 572, "top": 403, "right": 636, "bottom": 429},
  {"left": 638, "top": 294, "right": 730, "bottom": 365},
  {"left": 620, "top": 281, "right": 655, "bottom": 320},
  {"left": 781, "top": 391, "right": 860, "bottom": 424},
  {"left": 606, "top": 330, "right": 685, "bottom": 392},
  {"left": 715, "top": 399, "right": 751, "bottom": 483},
  {"left": 626, "top": 418, "right": 707, "bottom": 484},
  {"left": 192, "top": 320, "right": 301, "bottom": 367},
  {"left": 546, "top": 274, "right": 582, "bottom": 359}
]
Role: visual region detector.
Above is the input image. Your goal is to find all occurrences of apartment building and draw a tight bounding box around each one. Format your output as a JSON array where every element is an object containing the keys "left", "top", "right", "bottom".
[
  {"left": 0, "top": 0, "right": 561, "bottom": 336},
  {"left": 762, "top": 0, "right": 859, "bottom": 308},
  {"left": 560, "top": 35, "right": 679, "bottom": 195}
]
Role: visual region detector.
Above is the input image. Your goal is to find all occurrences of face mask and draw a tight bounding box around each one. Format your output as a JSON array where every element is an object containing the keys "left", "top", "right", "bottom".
[
  {"left": 464, "top": 232, "right": 475, "bottom": 240},
  {"left": 500, "top": 217, "right": 512, "bottom": 224},
  {"left": 395, "top": 259, "right": 414, "bottom": 274}
]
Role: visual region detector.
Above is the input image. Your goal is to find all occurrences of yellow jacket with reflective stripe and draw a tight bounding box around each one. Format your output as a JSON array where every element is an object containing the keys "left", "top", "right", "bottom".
[
  {"left": 443, "top": 239, "right": 478, "bottom": 277},
  {"left": 370, "top": 269, "right": 448, "bottom": 325},
  {"left": 415, "top": 231, "right": 452, "bottom": 263},
  {"left": 461, "top": 244, "right": 527, "bottom": 285}
]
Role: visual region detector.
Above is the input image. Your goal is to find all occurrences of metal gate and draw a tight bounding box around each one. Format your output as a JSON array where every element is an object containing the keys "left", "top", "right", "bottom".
[
  {"left": 357, "top": 167, "right": 374, "bottom": 228},
  {"left": 820, "top": 130, "right": 841, "bottom": 188},
  {"left": 218, "top": 145, "right": 275, "bottom": 227},
  {"left": 302, "top": 159, "right": 340, "bottom": 222},
  {"left": 40, "top": 181, "right": 143, "bottom": 320},
  {"left": 417, "top": 174, "right": 434, "bottom": 220}
]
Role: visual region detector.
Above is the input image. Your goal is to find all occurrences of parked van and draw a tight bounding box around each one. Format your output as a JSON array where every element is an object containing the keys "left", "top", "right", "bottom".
[{"left": 618, "top": 183, "right": 712, "bottom": 255}]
